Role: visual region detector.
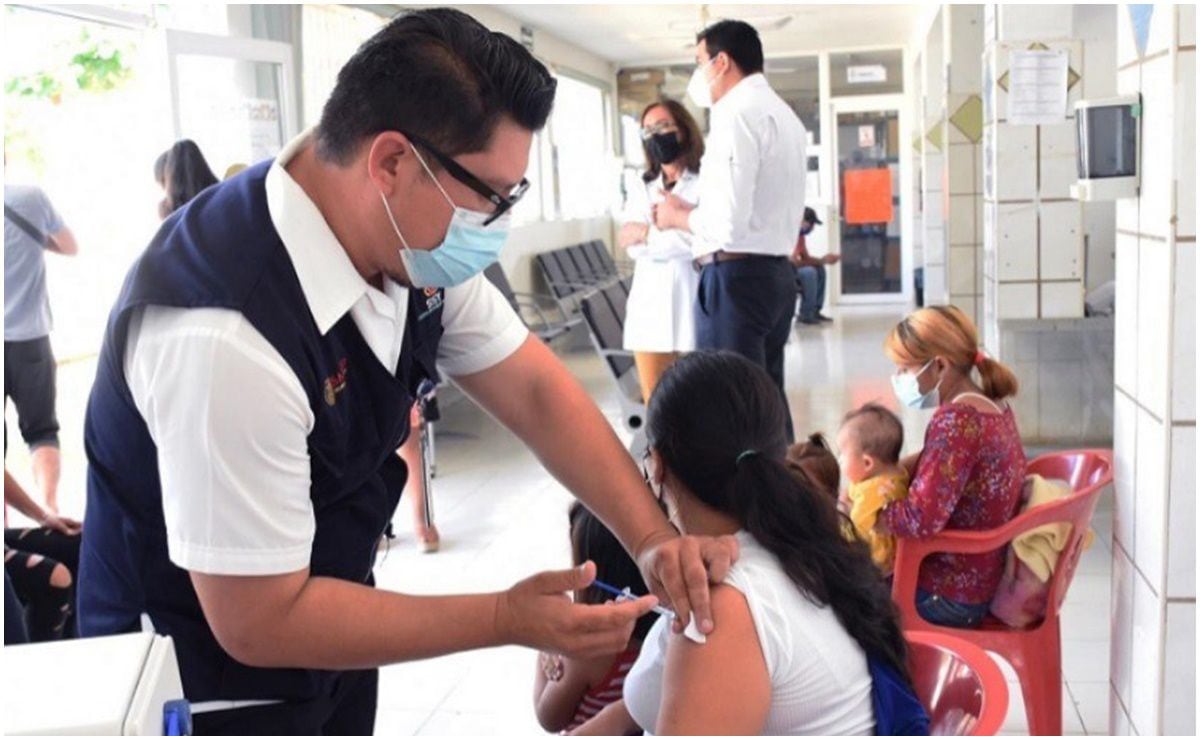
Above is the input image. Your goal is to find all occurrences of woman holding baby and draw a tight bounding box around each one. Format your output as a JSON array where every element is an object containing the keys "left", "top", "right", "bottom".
[{"left": 880, "top": 305, "right": 1027, "bottom": 628}]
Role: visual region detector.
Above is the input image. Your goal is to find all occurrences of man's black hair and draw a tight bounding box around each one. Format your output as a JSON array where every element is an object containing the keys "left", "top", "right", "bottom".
[
  {"left": 696, "top": 19, "right": 764, "bottom": 76},
  {"left": 316, "top": 7, "right": 557, "bottom": 164}
]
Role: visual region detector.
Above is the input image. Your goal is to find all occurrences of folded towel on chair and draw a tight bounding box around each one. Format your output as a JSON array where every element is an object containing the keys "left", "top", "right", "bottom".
[{"left": 1011, "top": 475, "right": 1095, "bottom": 583}]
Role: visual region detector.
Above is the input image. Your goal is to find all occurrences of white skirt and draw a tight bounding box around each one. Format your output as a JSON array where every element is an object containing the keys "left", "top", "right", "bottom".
[{"left": 622, "top": 256, "right": 699, "bottom": 353}]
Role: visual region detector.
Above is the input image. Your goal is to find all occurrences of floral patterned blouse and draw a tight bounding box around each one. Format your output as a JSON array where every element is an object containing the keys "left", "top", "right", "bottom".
[{"left": 882, "top": 400, "right": 1026, "bottom": 604}]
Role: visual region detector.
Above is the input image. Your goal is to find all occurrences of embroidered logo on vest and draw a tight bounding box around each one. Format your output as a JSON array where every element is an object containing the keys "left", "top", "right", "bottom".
[
  {"left": 323, "top": 358, "right": 349, "bottom": 406},
  {"left": 417, "top": 287, "right": 445, "bottom": 321}
]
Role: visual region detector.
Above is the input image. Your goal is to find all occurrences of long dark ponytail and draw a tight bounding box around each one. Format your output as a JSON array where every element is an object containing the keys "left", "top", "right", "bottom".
[{"left": 647, "top": 351, "right": 911, "bottom": 680}]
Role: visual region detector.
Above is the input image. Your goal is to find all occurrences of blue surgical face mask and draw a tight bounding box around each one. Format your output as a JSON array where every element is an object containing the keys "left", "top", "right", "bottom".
[
  {"left": 891, "top": 359, "right": 942, "bottom": 409},
  {"left": 379, "top": 147, "right": 510, "bottom": 288}
]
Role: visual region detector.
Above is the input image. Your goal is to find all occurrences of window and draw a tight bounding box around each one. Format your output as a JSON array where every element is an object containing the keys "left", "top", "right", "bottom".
[
  {"left": 300, "top": 5, "right": 383, "bottom": 128},
  {"left": 549, "top": 73, "right": 610, "bottom": 220},
  {"left": 767, "top": 56, "right": 821, "bottom": 201}
]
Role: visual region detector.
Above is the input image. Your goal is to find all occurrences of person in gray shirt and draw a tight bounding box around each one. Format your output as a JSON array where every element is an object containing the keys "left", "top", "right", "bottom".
[{"left": 4, "top": 177, "right": 78, "bottom": 513}]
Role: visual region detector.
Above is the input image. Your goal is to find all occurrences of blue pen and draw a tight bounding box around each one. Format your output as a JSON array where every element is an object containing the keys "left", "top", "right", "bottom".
[{"left": 592, "top": 578, "right": 674, "bottom": 617}]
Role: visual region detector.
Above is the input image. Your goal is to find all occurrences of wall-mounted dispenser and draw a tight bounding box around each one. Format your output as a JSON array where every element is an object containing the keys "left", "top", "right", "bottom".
[{"left": 1070, "top": 94, "right": 1141, "bottom": 201}]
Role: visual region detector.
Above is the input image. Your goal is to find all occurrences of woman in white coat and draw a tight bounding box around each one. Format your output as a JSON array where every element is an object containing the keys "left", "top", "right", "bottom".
[{"left": 618, "top": 99, "right": 705, "bottom": 403}]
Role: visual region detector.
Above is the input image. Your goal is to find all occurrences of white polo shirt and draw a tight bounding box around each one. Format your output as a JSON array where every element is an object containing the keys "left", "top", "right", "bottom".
[
  {"left": 687, "top": 73, "right": 808, "bottom": 258},
  {"left": 124, "top": 132, "right": 528, "bottom": 576}
]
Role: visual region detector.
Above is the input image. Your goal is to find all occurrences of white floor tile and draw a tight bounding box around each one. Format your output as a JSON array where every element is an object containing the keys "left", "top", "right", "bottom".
[
  {"left": 1002, "top": 682, "right": 1084, "bottom": 734},
  {"left": 1062, "top": 639, "right": 1112, "bottom": 684},
  {"left": 1068, "top": 680, "right": 1111, "bottom": 735},
  {"left": 374, "top": 708, "right": 433, "bottom": 736}
]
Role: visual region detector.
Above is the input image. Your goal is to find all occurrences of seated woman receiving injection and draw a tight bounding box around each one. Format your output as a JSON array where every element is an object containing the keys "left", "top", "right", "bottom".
[{"left": 572, "top": 351, "right": 913, "bottom": 735}]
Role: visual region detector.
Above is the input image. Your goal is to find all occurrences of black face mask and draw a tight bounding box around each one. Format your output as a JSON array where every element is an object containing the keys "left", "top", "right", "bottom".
[{"left": 646, "top": 131, "right": 684, "bottom": 165}]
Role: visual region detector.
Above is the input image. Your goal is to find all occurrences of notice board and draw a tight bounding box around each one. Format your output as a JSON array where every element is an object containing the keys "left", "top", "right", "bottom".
[{"left": 843, "top": 168, "right": 893, "bottom": 225}]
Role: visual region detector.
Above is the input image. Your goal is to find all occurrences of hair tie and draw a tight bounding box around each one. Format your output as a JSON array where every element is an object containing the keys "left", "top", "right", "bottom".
[
  {"left": 735, "top": 449, "right": 760, "bottom": 467},
  {"left": 974, "top": 349, "right": 988, "bottom": 367}
]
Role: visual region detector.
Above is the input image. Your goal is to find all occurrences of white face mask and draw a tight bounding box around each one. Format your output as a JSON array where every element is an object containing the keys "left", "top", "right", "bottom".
[
  {"left": 891, "top": 359, "right": 942, "bottom": 409},
  {"left": 687, "top": 58, "right": 716, "bottom": 108},
  {"left": 379, "top": 146, "right": 510, "bottom": 288}
]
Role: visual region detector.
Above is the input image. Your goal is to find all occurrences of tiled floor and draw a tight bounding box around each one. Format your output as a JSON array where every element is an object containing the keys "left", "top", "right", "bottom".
[{"left": 5, "top": 305, "right": 1115, "bottom": 735}]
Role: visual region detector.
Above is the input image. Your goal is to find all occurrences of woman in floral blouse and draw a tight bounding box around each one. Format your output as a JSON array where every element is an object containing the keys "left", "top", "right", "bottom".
[{"left": 881, "top": 305, "right": 1025, "bottom": 627}]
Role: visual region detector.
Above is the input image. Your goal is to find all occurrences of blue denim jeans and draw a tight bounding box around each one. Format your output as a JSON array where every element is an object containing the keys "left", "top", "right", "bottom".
[
  {"left": 915, "top": 588, "right": 990, "bottom": 628},
  {"left": 795, "top": 264, "right": 826, "bottom": 321}
]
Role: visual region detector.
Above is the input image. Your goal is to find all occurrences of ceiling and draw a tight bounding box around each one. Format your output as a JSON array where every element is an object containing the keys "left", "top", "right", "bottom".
[{"left": 497, "top": 4, "right": 923, "bottom": 67}]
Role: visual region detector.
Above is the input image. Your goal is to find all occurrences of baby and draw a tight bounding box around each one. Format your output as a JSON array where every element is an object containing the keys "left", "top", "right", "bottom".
[
  {"left": 784, "top": 433, "right": 841, "bottom": 502},
  {"left": 836, "top": 403, "right": 910, "bottom": 575}
]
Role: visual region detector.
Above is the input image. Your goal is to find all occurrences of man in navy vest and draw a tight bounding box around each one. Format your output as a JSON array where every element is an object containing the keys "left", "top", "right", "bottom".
[{"left": 78, "top": 9, "right": 737, "bottom": 734}]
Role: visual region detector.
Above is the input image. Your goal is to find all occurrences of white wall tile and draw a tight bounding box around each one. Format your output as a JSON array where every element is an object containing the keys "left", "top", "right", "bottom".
[
  {"left": 997, "top": 5, "right": 1072, "bottom": 40},
  {"left": 1134, "top": 408, "right": 1168, "bottom": 593},
  {"left": 948, "top": 145, "right": 974, "bottom": 194},
  {"left": 1041, "top": 281, "right": 1084, "bottom": 318},
  {"left": 925, "top": 265, "right": 948, "bottom": 305},
  {"left": 997, "top": 203, "right": 1038, "bottom": 280},
  {"left": 1136, "top": 238, "right": 1171, "bottom": 418},
  {"left": 1167, "top": 425, "right": 1196, "bottom": 599},
  {"left": 1111, "top": 544, "right": 1136, "bottom": 713},
  {"left": 949, "top": 245, "right": 977, "bottom": 294},
  {"left": 1113, "top": 390, "right": 1138, "bottom": 552},
  {"left": 1139, "top": 54, "right": 1175, "bottom": 238},
  {"left": 1173, "top": 243, "right": 1196, "bottom": 421},
  {"left": 925, "top": 226, "right": 947, "bottom": 265},
  {"left": 1181, "top": 4, "right": 1197, "bottom": 47},
  {"left": 994, "top": 123, "right": 1037, "bottom": 200},
  {"left": 975, "top": 197, "right": 983, "bottom": 244},
  {"left": 997, "top": 282, "right": 1039, "bottom": 319},
  {"left": 948, "top": 5, "right": 984, "bottom": 92},
  {"left": 1163, "top": 602, "right": 1197, "bottom": 735},
  {"left": 1040, "top": 121, "right": 1078, "bottom": 198},
  {"left": 1111, "top": 685, "right": 1134, "bottom": 735},
  {"left": 1114, "top": 232, "right": 1140, "bottom": 394},
  {"left": 1129, "top": 569, "right": 1165, "bottom": 735},
  {"left": 1176, "top": 51, "right": 1196, "bottom": 239},
  {"left": 1040, "top": 202, "right": 1083, "bottom": 279},
  {"left": 948, "top": 194, "right": 977, "bottom": 245}
]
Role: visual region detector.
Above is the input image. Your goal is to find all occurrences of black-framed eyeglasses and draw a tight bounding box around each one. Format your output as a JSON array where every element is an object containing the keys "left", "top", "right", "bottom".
[{"left": 405, "top": 133, "right": 530, "bottom": 226}]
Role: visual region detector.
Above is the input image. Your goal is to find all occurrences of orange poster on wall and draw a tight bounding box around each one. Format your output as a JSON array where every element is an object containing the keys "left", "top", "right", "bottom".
[{"left": 843, "top": 168, "right": 893, "bottom": 225}]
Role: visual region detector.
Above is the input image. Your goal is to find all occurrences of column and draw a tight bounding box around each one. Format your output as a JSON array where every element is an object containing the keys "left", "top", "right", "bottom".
[
  {"left": 944, "top": 5, "right": 985, "bottom": 326},
  {"left": 1109, "top": 3, "right": 1196, "bottom": 735},
  {"left": 982, "top": 4, "right": 1085, "bottom": 353},
  {"left": 921, "top": 10, "right": 948, "bottom": 305}
]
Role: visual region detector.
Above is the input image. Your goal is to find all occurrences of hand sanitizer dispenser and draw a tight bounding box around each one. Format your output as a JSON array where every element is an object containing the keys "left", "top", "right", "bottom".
[{"left": 1070, "top": 95, "right": 1141, "bottom": 201}]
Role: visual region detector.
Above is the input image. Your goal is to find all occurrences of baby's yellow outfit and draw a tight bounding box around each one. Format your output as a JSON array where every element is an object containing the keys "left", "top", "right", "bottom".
[{"left": 847, "top": 472, "right": 910, "bottom": 574}]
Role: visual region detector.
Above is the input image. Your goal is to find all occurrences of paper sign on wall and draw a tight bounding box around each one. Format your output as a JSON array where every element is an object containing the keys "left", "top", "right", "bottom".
[
  {"left": 858, "top": 125, "right": 876, "bottom": 148},
  {"left": 1007, "top": 49, "right": 1068, "bottom": 125},
  {"left": 843, "top": 168, "right": 893, "bottom": 225}
]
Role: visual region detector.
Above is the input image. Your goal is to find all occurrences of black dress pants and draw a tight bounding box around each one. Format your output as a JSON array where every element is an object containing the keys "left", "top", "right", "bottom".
[{"left": 694, "top": 255, "right": 796, "bottom": 441}]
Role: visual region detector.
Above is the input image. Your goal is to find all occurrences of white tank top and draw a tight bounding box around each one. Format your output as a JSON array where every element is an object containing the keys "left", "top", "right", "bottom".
[{"left": 623, "top": 531, "right": 876, "bottom": 735}]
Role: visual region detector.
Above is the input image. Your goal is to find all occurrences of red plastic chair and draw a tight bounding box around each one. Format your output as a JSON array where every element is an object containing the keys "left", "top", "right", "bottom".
[
  {"left": 891, "top": 449, "right": 1114, "bottom": 735},
  {"left": 906, "top": 630, "right": 1009, "bottom": 735}
]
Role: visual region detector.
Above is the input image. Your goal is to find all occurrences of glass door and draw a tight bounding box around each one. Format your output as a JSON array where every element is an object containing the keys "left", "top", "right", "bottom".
[
  {"left": 830, "top": 95, "right": 908, "bottom": 304},
  {"left": 166, "top": 30, "right": 298, "bottom": 175}
]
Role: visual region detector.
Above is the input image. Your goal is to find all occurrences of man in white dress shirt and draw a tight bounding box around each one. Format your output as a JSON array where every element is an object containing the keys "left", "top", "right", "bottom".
[
  {"left": 655, "top": 20, "right": 807, "bottom": 440},
  {"left": 78, "top": 9, "right": 736, "bottom": 734}
]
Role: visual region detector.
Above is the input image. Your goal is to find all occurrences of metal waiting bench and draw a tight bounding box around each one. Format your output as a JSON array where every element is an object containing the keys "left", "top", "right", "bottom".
[
  {"left": 484, "top": 263, "right": 579, "bottom": 343},
  {"left": 578, "top": 279, "right": 646, "bottom": 458},
  {"left": 535, "top": 241, "right": 628, "bottom": 318}
]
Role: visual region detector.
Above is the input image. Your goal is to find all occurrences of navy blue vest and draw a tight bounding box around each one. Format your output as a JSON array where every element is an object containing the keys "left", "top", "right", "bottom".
[{"left": 78, "top": 161, "right": 444, "bottom": 702}]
